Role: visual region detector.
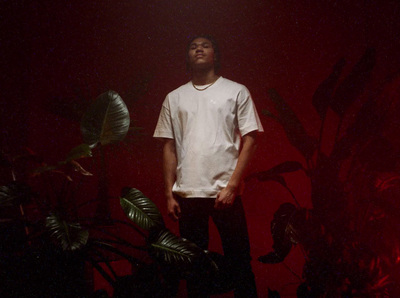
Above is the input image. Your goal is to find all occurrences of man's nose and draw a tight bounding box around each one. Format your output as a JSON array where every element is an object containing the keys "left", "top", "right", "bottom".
[{"left": 196, "top": 46, "right": 204, "bottom": 52}]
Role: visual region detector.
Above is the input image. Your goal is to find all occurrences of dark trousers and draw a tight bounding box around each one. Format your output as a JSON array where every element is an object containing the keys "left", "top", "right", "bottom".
[{"left": 178, "top": 196, "right": 257, "bottom": 298}]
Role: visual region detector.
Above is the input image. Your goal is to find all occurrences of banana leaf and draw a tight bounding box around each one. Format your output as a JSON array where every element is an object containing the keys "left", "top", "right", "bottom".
[
  {"left": 330, "top": 48, "right": 375, "bottom": 117},
  {"left": 81, "top": 90, "right": 130, "bottom": 148},
  {"left": 267, "top": 89, "right": 317, "bottom": 160},
  {"left": 46, "top": 213, "right": 89, "bottom": 251},
  {"left": 246, "top": 161, "right": 304, "bottom": 182},
  {"left": 312, "top": 58, "right": 346, "bottom": 120},
  {"left": 120, "top": 188, "right": 165, "bottom": 231},
  {"left": 330, "top": 81, "right": 389, "bottom": 163}
]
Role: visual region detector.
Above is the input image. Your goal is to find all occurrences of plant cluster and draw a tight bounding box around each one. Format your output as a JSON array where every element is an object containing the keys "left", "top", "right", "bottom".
[
  {"left": 249, "top": 48, "right": 400, "bottom": 296},
  {"left": 0, "top": 90, "right": 226, "bottom": 297}
]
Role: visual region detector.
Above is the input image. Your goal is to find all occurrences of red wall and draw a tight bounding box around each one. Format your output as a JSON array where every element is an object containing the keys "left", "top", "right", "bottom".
[{"left": 2, "top": 1, "right": 400, "bottom": 296}]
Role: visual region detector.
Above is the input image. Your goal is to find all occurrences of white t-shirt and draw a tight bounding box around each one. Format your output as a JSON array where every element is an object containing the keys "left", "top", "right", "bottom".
[{"left": 153, "top": 77, "right": 264, "bottom": 198}]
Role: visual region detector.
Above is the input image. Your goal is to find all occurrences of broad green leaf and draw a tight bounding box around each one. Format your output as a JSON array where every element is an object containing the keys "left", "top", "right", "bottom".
[
  {"left": 120, "top": 188, "right": 165, "bottom": 230},
  {"left": 0, "top": 182, "right": 33, "bottom": 207},
  {"left": 81, "top": 90, "right": 130, "bottom": 148},
  {"left": 46, "top": 213, "right": 89, "bottom": 251},
  {"left": 64, "top": 144, "right": 92, "bottom": 163},
  {"left": 148, "top": 229, "right": 205, "bottom": 268}
]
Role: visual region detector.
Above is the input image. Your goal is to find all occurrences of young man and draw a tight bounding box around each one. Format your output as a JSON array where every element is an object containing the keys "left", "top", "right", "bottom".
[{"left": 154, "top": 35, "right": 263, "bottom": 297}]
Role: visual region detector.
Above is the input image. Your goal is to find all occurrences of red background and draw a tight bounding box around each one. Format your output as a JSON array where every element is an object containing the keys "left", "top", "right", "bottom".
[{"left": 2, "top": 1, "right": 400, "bottom": 297}]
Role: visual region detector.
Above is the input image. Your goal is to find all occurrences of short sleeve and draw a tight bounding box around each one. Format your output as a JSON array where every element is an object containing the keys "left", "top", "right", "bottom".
[
  {"left": 153, "top": 96, "right": 174, "bottom": 139},
  {"left": 237, "top": 87, "right": 264, "bottom": 136}
]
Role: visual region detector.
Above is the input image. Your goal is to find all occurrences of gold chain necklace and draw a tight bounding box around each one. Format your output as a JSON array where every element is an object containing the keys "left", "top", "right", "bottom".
[{"left": 192, "top": 77, "right": 219, "bottom": 91}]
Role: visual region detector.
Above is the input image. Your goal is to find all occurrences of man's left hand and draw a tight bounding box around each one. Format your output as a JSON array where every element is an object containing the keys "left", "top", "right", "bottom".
[{"left": 214, "top": 186, "right": 237, "bottom": 209}]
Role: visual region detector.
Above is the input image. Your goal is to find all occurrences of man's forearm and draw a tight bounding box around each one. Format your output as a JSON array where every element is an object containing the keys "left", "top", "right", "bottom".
[
  {"left": 163, "top": 139, "right": 177, "bottom": 198},
  {"left": 227, "top": 131, "right": 258, "bottom": 190},
  {"left": 215, "top": 131, "right": 258, "bottom": 209}
]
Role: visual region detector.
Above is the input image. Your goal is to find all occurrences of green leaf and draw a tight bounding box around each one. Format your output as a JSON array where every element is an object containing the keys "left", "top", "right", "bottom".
[
  {"left": 268, "top": 89, "right": 317, "bottom": 160},
  {"left": 64, "top": 144, "right": 92, "bottom": 163},
  {"left": 81, "top": 90, "right": 130, "bottom": 148},
  {"left": 120, "top": 188, "right": 165, "bottom": 230},
  {"left": 0, "top": 182, "right": 33, "bottom": 207},
  {"left": 148, "top": 229, "right": 205, "bottom": 268},
  {"left": 46, "top": 213, "right": 89, "bottom": 251}
]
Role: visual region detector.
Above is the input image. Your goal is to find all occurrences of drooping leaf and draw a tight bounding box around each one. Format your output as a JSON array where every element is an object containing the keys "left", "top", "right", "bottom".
[
  {"left": 268, "top": 89, "right": 317, "bottom": 160},
  {"left": 46, "top": 213, "right": 89, "bottom": 251},
  {"left": 259, "top": 203, "right": 298, "bottom": 264},
  {"left": 330, "top": 48, "right": 375, "bottom": 117},
  {"left": 69, "top": 160, "right": 93, "bottom": 176},
  {"left": 0, "top": 182, "right": 33, "bottom": 207},
  {"left": 148, "top": 229, "right": 205, "bottom": 269},
  {"left": 120, "top": 188, "right": 165, "bottom": 230},
  {"left": 246, "top": 170, "right": 288, "bottom": 189},
  {"left": 262, "top": 109, "right": 278, "bottom": 120},
  {"left": 331, "top": 74, "right": 399, "bottom": 162},
  {"left": 312, "top": 58, "right": 346, "bottom": 119},
  {"left": 81, "top": 90, "right": 130, "bottom": 148},
  {"left": 64, "top": 144, "right": 92, "bottom": 163},
  {"left": 247, "top": 161, "right": 304, "bottom": 183}
]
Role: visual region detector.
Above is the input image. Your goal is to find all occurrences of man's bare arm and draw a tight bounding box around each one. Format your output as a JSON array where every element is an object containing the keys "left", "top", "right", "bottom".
[
  {"left": 215, "top": 131, "right": 258, "bottom": 209},
  {"left": 163, "top": 138, "right": 181, "bottom": 220}
]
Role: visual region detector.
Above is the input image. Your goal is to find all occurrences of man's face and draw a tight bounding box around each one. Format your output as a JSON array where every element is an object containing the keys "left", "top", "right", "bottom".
[{"left": 187, "top": 37, "right": 215, "bottom": 71}]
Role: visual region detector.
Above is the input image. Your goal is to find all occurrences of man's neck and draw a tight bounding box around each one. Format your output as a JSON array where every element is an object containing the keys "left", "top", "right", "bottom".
[{"left": 191, "top": 68, "right": 219, "bottom": 85}]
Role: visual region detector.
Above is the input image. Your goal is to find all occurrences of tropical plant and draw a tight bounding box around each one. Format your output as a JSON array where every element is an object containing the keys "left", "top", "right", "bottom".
[
  {"left": 0, "top": 90, "right": 227, "bottom": 297},
  {"left": 248, "top": 48, "right": 400, "bottom": 296},
  {"left": 0, "top": 90, "right": 132, "bottom": 296}
]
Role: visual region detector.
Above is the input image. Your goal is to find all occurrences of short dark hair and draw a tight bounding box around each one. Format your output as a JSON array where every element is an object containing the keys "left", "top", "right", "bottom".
[{"left": 186, "top": 34, "right": 221, "bottom": 72}]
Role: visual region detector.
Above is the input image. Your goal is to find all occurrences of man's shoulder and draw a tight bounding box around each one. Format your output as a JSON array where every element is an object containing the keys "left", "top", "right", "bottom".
[
  {"left": 219, "top": 77, "right": 246, "bottom": 89},
  {"left": 168, "top": 81, "right": 192, "bottom": 97}
]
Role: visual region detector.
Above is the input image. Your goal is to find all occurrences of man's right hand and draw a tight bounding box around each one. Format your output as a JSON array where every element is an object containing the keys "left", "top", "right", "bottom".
[{"left": 167, "top": 195, "right": 181, "bottom": 221}]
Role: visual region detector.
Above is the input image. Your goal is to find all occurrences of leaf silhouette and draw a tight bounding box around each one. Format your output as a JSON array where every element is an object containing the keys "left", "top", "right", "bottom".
[
  {"left": 330, "top": 48, "right": 375, "bottom": 117},
  {"left": 81, "top": 90, "right": 130, "bottom": 148},
  {"left": 331, "top": 74, "right": 400, "bottom": 162},
  {"left": 268, "top": 89, "right": 317, "bottom": 160},
  {"left": 331, "top": 97, "right": 382, "bottom": 162},
  {"left": 312, "top": 58, "right": 346, "bottom": 119},
  {"left": 120, "top": 188, "right": 165, "bottom": 230}
]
